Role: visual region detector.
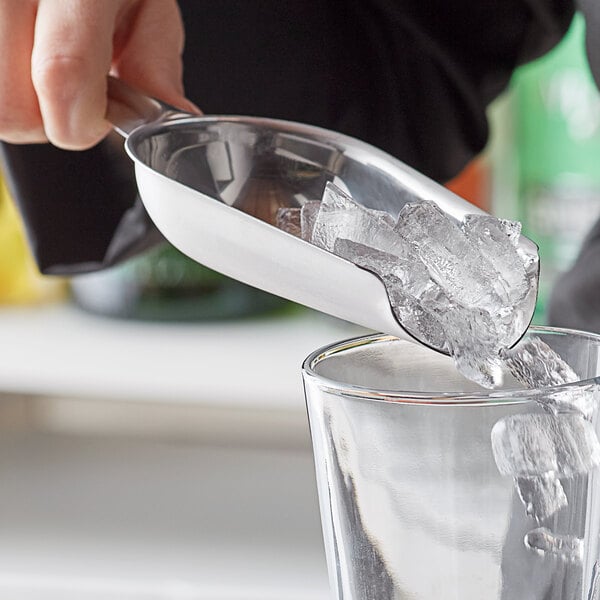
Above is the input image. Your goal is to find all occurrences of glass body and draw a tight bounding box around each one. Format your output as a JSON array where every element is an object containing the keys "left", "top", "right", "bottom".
[{"left": 302, "top": 327, "right": 600, "bottom": 600}]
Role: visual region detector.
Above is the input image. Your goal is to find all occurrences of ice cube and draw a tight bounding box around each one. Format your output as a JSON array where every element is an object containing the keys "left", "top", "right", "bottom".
[
  {"left": 311, "top": 183, "right": 399, "bottom": 253},
  {"left": 377, "top": 211, "right": 397, "bottom": 228},
  {"left": 276, "top": 207, "right": 301, "bottom": 237},
  {"left": 332, "top": 238, "right": 404, "bottom": 278},
  {"left": 535, "top": 383, "right": 600, "bottom": 420},
  {"left": 394, "top": 201, "right": 509, "bottom": 310},
  {"left": 516, "top": 237, "right": 541, "bottom": 270},
  {"left": 333, "top": 237, "right": 508, "bottom": 387},
  {"left": 429, "top": 303, "right": 504, "bottom": 387},
  {"left": 500, "top": 337, "right": 600, "bottom": 416},
  {"left": 498, "top": 218, "right": 522, "bottom": 247},
  {"left": 300, "top": 201, "right": 321, "bottom": 241},
  {"left": 516, "top": 474, "right": 568, "bottom": 521},
  {"left": 332, "top": 238, "right": 448, "bottom": 350},
  {"left": 524, "top": 527, "right": 583, "bottom": 563},
  {"left": 501, "top": 337, "right": 579, "bottom": 388},
  {"left": 493, "top": 284, "right": 538, "bottom": 354},
  {"left": 491, "top": 413, "right": 600, "bottom": 478},
  {"left": 395, "top": 279, "right": 504, "bottom": 386},
  {"left": 449, "top": 344, "right": 504, "bottom": 388},
  {"left": 333, "top": 238, "right": 430, "bottom": 295},
  {"left": 305, "top": 185, "right": 538, "bottom": 390},
  {"left": 384, "top": 276, "right": 449, "bottom": 352},
  {"left": 462, "top": 214, "right": 529, "bottom": 304}
]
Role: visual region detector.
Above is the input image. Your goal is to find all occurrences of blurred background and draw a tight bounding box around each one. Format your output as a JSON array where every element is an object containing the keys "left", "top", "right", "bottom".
[{"left": 0, "top": 12, "right": 599, "bottom": 600}]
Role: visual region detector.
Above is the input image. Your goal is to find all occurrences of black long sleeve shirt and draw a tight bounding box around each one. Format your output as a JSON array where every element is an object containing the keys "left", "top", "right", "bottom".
[{"left": 0, "top": 0, "right": 583, "bottom": 275}]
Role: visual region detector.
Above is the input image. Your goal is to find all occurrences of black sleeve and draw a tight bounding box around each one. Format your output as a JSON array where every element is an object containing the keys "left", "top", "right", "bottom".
[
  {"left": 178, "top": 0, "right": 575, "bottom": 182},
  {"left": 547, "top": 219, "right": 600, "bottom": 331},
  {"left": 0, "top": 133, "right": 163, "bottom": 275},
  {"left": 0, "top": 0, "right": 578, "bottom": 275}
]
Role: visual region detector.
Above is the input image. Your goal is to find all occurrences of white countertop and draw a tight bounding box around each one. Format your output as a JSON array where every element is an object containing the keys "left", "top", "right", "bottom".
[
  {"left": 0, "top": 428, "right": 329, "bottom": 600},
  {"left": 0, "top": 303, "right": 353, "bottom": 598},
  {"left": 0, "top": 303, "right": 366, "bottom": 408}
]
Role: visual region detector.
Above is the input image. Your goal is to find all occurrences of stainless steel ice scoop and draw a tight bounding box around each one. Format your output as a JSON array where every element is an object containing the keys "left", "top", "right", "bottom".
[{"left": 107, "top": 76, "right": 538, "bottom": 352}]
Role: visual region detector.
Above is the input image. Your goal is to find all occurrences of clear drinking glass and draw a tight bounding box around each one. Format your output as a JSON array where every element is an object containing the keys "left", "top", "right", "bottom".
[{"left": 302, "top": 327, "right": 600, "bottom": 600}]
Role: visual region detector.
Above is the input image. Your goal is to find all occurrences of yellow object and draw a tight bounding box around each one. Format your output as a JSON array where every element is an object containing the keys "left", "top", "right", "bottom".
[{"left": 0, "top": 176, "right": 66, "bottom": 304}]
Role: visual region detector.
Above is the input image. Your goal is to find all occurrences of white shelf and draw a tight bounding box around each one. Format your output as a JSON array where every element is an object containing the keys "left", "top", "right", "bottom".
[{"left": 0, "top": 303, "right": 365, "bottom": 408}]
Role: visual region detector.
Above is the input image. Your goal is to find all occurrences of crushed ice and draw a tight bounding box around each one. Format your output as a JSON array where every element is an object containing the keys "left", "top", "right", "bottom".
[{"left": 278, "top": 182, "right": 539, "bottom": 388}]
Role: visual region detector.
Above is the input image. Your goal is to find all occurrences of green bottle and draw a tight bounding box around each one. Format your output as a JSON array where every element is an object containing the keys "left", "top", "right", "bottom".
[{"left": 510, "top": 14, "right": 600, "bottom": 323}]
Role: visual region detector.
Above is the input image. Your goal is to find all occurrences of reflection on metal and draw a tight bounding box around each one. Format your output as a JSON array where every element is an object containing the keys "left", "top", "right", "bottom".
[{"left": 107, "top": 76, "right": 537, "bottom": 351}]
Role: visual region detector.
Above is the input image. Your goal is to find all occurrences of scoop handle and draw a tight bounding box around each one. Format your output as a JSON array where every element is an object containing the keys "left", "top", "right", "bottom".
[{"left": 105, "top": 76, "right": 185, "bottom": 137}]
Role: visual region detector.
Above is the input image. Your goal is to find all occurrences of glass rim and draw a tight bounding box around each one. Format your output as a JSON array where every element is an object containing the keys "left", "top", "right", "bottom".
[{"left": 301, "top": 325, "right": 600, "bottom": 406}]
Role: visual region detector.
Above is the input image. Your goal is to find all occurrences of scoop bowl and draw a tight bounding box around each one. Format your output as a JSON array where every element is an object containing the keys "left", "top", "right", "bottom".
[{"left": 107, "top": 77, "right": 539, "bottom": 353}]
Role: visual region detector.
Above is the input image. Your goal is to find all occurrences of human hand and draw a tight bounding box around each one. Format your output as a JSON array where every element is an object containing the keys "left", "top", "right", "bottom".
[{"left": 0, "top": 0, "right": 196, "bottom": 150}]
